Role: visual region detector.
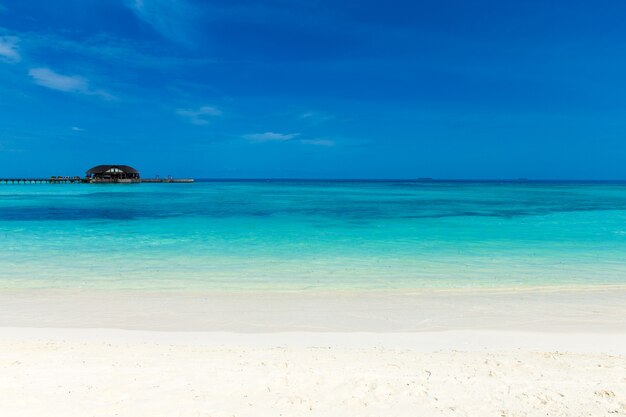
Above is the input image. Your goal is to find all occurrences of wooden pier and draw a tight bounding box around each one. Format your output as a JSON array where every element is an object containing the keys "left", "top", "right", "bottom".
[
  {"left": 1, "top": 166, "right": 194, "bottom": 184},
  {"left": 0, "top": 178, "right": 85, "bottom": 184},
  {"left": 0, "top": 177, "right": 194, "bottom": 184}
]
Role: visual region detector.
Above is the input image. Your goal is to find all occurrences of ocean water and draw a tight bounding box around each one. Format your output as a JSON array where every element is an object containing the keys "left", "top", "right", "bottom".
[{"left": 1, "top": 181, "right": 626, "bottom": 291}]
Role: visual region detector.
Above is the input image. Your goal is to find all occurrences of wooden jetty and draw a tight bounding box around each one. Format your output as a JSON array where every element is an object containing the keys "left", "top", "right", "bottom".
[
  {"left": 1, "top": 165, "right": 194, "bottom": 184},
  {"left": 0, "top": 177, "right": 84, "bottom": 184},
  {"left": 0, "top": 177, "right": 194, "bottom": 184}
]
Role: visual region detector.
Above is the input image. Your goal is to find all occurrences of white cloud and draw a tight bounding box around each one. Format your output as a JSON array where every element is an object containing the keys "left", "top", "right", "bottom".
[
  {"left": 126, "top": 0, "right": 197, "bottom": 43},
  {"left": 28, "top": 68, "right": 112, "bottom": 99},
  {"left": 29, "top": 68, "right": 87, "bottom": 91},
  {"left": 176, "top": 106, "right": 222, "bottom": 125},
  {"left": 243, "top": 132, "right": 300, "bottom": 142},
  {"left": 243, "top": 132, "right": 334, "bottom": 146},
  {"left": 301, "top": 139, "right": 335, "bottom": 147},
  {"left": 0, "top": 36, "right": 20, "bottom": 63},
  {"left": 298, "top": 111, "right": 333, "bottom": 123},
  {"left": 71, "top": 126, "right": 85, "bottom": 132},
  {"left": 15, "top": 31, "right": 214, "bottom": 71}
]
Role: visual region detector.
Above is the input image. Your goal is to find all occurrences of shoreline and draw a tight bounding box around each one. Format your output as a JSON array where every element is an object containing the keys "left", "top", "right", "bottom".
[
  {"left": 3, "top": 327, "right": 626, "bottom": 354},
  {"left": 2, "top": 282, "right": 626, "bottom": 294},
  {"left": 3, "top": 281, "right": 626, "bottom": 292},
  {"left": 1, "top": 286, "right": 624, "bottom": 333}
]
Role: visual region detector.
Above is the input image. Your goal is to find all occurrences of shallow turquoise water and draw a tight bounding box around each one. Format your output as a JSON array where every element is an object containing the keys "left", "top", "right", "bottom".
[{"left": 1, "top": 181, "right": 626, "bottom": 290}]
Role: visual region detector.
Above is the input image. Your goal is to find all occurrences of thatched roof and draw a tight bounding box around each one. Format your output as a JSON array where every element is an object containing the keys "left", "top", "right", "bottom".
[{"left": 86, "top": 165, "right": 140, "bottom": 175}]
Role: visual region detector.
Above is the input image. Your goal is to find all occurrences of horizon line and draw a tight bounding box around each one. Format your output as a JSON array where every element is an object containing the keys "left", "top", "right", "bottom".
[{"left": 4, "top": 176, "right": 626, "bottom": 183}]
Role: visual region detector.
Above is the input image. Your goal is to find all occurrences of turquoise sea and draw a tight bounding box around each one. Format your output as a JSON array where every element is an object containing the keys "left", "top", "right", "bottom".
[{"left": 1, "top": 181, "right": 626, "bottom": 291}]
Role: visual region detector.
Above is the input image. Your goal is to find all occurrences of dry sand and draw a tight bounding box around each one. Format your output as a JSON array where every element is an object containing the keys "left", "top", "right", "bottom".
[{"left": 1, "top": 287, "right": 625, "bottom": 416}]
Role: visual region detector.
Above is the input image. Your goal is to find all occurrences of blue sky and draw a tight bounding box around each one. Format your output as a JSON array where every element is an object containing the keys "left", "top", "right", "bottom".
[{"left": 1, "top": 0, "right": 626, "bottom": 179}]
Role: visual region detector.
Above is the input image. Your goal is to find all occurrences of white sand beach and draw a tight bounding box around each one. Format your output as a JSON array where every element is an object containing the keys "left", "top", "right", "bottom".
[{"left": 1, "top": 287, "right": 625, "bottom": 416}]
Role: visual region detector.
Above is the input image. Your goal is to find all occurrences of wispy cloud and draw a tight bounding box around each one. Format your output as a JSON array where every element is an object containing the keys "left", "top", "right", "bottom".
[
  {"left": 13, "top": 31, "right": 216, "bottom": 71},
  {"left": 28, "top": 68, "right": 112, "bottom": 99},
  {"left": 298, "top": 111, "right": 334, "bottom": 123},
  {"left": 243, "top": 132, "right": 300, "bottom": 142},
  {"left": 0, "top": 36, "right": 20, "bottom": 63},
  {"left": 126, "top": 0, "right": 197, "bottom": 43},
  {"left": 301, "top": 139, "right": 335, "bottom": 147},
  {"left": 71, "top": 126, "right": 85, "bottom": 132},
  {"left": 29, "top": 68, "right": 87, "bottom": 91},
  {"left": 0, "top": 3, "right": 6, "bottom": 13},
  {"left": 243, "top": 132, "right": 334, "bottom": 146},
  {"left": 176, "top": 106, "right": 222, "bottom": 125}
]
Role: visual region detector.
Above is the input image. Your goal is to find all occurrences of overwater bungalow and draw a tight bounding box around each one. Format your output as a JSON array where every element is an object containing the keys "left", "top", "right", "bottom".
[{"left": 86, "top": 165, "right": 141, "bottom": 183}]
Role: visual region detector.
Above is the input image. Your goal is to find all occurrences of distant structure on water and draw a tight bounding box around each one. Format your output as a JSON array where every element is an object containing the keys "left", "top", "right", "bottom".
[
  {"left": 86, "top": 165, "right": 141, "bottom": 183},
  {"left": 0, "top": 164, "right": 194, "bottom": 184}
]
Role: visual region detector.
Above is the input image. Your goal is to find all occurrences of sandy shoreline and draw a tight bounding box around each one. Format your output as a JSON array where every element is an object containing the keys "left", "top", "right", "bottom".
[
  {"left": 3, "top": 327, "right": 626, "bottom": 353},
  {"left": 1, "top": 287, "right": 625, "bottom": 416},
  {"left": 1, "top": 286, "right": 625, "bottom": 332}
]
